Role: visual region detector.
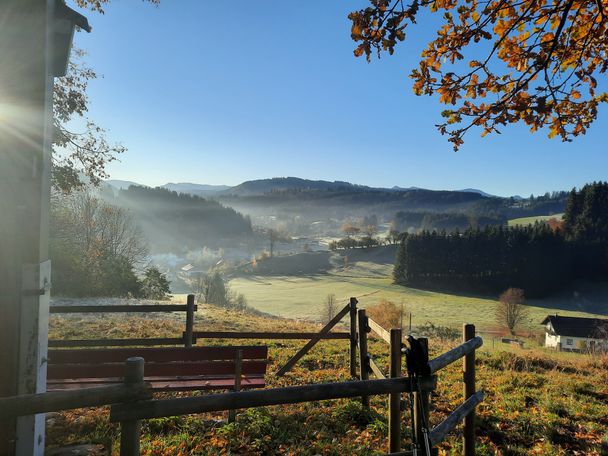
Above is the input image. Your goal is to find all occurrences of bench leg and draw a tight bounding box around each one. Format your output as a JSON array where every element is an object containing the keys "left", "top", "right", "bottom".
[
  {"left": 120, "top": 357, "right": 144, "bottom": 456},
  {"left": 228, "top": 350, "right": 243, "bottom": 423}
]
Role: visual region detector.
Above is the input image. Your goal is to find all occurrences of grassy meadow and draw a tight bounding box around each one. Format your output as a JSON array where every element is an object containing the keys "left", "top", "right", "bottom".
[
  {"left": 199, "top": 254, "right": 608, "bottom": 336},
  {"left": 508, "top": 213, "right": 564, "bottom": 227}
]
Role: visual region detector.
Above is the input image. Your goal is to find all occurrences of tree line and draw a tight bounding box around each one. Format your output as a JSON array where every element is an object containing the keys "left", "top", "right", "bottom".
[
  {"left": 50, "top": 191, "right": 170, "bottom": 298},
  {"left": 393, "top": 182, "right": 608, "bottom": 298}
]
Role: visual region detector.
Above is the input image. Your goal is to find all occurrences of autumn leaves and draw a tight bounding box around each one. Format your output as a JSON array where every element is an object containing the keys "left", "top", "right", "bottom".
[{"left": 349, "top": 0, "right": 608, "bottom": 149}]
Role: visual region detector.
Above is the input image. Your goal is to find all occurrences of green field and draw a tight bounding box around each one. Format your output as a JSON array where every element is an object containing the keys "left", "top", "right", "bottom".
[
  {"left": 222, "top": 260, "right": 606, "bottom": 332},
  {"left": 508, "top": 213, "right": 564, "bottom": 227}
]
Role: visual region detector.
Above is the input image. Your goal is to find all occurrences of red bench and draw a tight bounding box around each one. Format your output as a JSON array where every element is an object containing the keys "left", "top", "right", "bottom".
[{"left": 46, "top": 346, "right": 268, "bottom": 392}]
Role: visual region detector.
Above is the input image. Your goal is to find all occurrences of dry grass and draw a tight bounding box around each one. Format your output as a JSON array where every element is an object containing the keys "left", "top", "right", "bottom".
[{"left": 47, "top": 304, "right": 608, "bottom": 455}]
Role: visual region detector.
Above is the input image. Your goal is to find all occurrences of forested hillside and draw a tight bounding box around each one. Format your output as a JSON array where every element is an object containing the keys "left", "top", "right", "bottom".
[
  {"left": 394, "top": 183, "right": 608, "bottom": 298},
  {"left": 103, "top": 186, "right": 253, "bottom": 252}
]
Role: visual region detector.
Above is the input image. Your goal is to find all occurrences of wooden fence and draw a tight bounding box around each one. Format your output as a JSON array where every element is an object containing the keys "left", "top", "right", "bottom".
[
  {"left": 357, "top": 308, "right": 484, "bottom": 454},
  {"left": 49, "top": 295, "right": 198, "bottom": 348},
  {"left": 49, "top": 295, "right": 353, "bottom": 376},
  {"left": 5, "top": 297, "right": 484, "bottom": 455}
]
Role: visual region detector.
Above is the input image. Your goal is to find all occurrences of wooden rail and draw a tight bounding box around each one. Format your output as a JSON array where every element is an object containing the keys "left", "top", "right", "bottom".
[
  {"left": 368, "top": 317, "right": 391, "bottom": 344},
  {"left": 428, "top": 336, "right": 483, "bottom": 374},
  {"left": 49, "top": 295, "right": 198, "bottom": 348},
  {"left": 0, "top": 360, "right": 151, "bottom": 419},
  {"left": 429, "top": 391, "right": 485, "bottom": 447},
  {"left": 109, "top": 376, "right": 437, "bottom": 422},
  {"left": 276, "top": 302, "right": 351, "bottom": 376},
  {"left": 193, "top": 331, "right": 350, "bottom": 340},
  {"left": 49, "top": 337, "right": 187, "bottom": 348},
  {"left": 368, "top": 356, "right": 386, "bottom": 380},
  {"left": 50, "top": 304, "right": 196, "bottom": 313}
]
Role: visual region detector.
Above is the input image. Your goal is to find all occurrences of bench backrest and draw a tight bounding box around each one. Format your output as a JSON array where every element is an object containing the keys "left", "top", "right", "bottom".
[{"left": 47, "top": 346, "right": 268, "bottom": 381}]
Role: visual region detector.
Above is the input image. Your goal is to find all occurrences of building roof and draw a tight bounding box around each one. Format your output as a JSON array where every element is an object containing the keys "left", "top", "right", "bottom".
[
  {"left": 541, "top": 315, "right": 608, "bottom": 339},
  {"left": 56, "top": 1, "right": 92, "bottom": 33}
]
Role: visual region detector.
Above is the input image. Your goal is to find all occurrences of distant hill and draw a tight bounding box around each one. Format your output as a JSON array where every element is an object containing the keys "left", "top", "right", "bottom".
[
  {"left": 162, "top": 182, "right": 231, "bottom": 195},
  {"left": 391, "top": 186, "right": 424, "bottom": 191},
  {"left": 458, "top": 188, "right": 496, "bottom": 198},
  {"left": 221, "top": 177, "right": 373, "bottom": 196},
  {"left": 105, "top": 179, "right": 144, "bottom": 190}
]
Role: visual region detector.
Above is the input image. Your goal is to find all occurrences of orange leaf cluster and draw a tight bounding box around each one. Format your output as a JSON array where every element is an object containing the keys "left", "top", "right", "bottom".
[{"left": 349, "top": 0, "right": 608, "bottom": 149}]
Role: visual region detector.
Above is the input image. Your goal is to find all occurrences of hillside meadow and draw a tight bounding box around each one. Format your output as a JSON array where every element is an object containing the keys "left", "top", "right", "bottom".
[
  {"left": 508, "top": 214, "right": 564, "bottom": 227},
  {"left": 47, "top": 303, "right": 608, "bottom": 455},
  {"left": 179, "top": 253, "right": 606, "bottom": 334}
]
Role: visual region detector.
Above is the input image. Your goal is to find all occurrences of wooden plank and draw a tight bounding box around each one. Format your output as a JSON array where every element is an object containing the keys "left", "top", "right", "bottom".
[
  {"left": 47, "top": 360, "right": 267, "bottom": 380},
  {"left": 48, "top": 346, "right": 268, "bottom": 364},
  {"left": 49, "top": 304, "right": 196, "bottom": 314},
  {"left": 358, "top": 309, "right": 370, "bottom": 407},
  {"left": 48, "top": 338, "right": 187, "bottom": 348},
  {"left": 185, "top": 294, "right": 195, "bottom": 348},
  {"left": 349, "top": 297, "right": 358, "bottom": 378},
  {"left": 0, "top": 383, "right": 151, "bottom": 419},
  {"left": 429, "top": 391, "right": 484, "bottom": 447},
  {"left": 463, "top": 324, "right": 476, "bottom": 456},
  {"left": 427, "top": 336, "right": 483, "bottom": 374},
  {"left": 275, "top": 303, "right": 351, "bottom": 376},
  {"left": 110, "top": 376, "right": 437, "bottom": 422},
  {"left": 368, "top": 357, "right": 386, "bottom": 380},
  {"left": 389, "top": 328, "right": 403, "bottom": 453},
  {"left": 368, "top": 317, "right": 392, "bottom": 345},
  {"left": 47, "top": 377, "right": 265, "bottom": 393},
  {"left": 193, "top": 331, "right": 350, "bottom": 340},
  {"left": 48, "top": 373, "right": 265, "bottom": 385},
  {"left": 413, "top": 338, "right": 431, "bottom": 453},
  {"left": 147, "top": 378, "right": 264, "bottom": 392}
]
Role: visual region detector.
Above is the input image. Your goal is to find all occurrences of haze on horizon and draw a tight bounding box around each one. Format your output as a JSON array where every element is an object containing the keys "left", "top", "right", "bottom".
[{"left": 71, "top": 0, "right": 607, "bottom": 197}]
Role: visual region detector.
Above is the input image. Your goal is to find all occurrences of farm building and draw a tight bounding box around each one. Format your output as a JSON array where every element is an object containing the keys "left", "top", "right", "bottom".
[{"left": 542, "top": 315, "right": 608, "bottom": 352}]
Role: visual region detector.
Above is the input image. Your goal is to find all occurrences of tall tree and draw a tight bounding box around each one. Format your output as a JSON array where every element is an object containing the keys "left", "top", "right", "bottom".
[
  {"left": 50, "top": 191, "right": 148, "bottom": 296},
  {"left": 564, "top": 181, "right": 608, "bottom": 242},
  {"left": 52, "top": 50, "right": 125, "bottom": 192},
  {"left": 496, "top": 287, "right": 529, "bottom": 335},
  {"left": 349, "top": 0, "right": 608, "bottom": 150}
]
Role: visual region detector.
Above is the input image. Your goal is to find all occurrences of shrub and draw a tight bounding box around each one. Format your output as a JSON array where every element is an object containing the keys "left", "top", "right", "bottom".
[
  {"left": 140, "top": 266, "right": 171, "bottom": 300},
  {"left": 417, "top": 322, "right": 460, "bottom": 341},
  {"left": 322, "top": 293, "right": 337, "bottom": 324},
  {"left": 366, "top": 299, "right": 405, "bottom": 330}
]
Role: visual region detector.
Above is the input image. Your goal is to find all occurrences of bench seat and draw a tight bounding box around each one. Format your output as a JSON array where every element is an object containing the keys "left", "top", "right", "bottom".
[{"left": 46, "top": 346, "right": 268, "bottom": 392}]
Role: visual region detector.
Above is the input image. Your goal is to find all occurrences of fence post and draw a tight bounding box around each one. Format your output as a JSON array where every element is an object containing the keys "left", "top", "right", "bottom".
[
  {"left": 228, "top": 350, "right": 243, "bottom": 423},
  {"left": 349, "top": 297, "right": 358, "bottom": 378},
  {"left": 413, "top": 337, "right": 430, "bottom": 452},
  {"left": 357, "top": 309, "right": 370, "bottom": 408},
  {"left": 185, "top": 294, "right": 195, "bottom": 348},
  {"left": 463, "top": 324, "right": 476, "bottom": 456},
  {"left": 120, "top": 357, "right": 144, "bottom": 456},
  {"left": 389, "top": 328, "right": 403, "bottom": 452}
]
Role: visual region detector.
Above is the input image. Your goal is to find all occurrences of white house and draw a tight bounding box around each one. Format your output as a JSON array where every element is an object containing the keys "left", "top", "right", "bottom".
[{"left": 542, "top": 315, "right": 608, "bottom": 352}]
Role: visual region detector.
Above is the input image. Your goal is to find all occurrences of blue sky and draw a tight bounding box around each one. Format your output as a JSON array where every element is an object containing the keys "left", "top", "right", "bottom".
[{"left": 70, "top": 0, "right": 607, "bottom": 197}]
